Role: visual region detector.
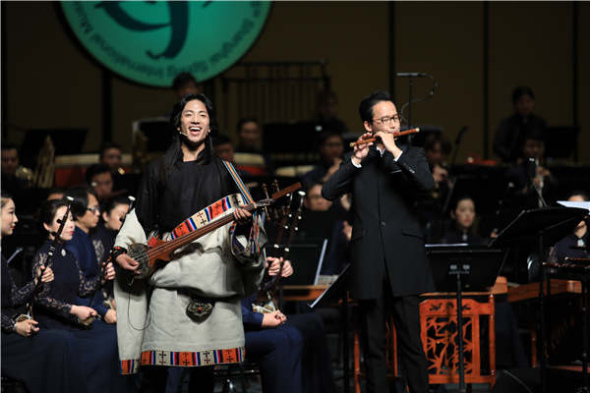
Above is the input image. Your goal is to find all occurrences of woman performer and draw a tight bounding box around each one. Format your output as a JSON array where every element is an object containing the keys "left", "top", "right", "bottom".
[
  {"left": 1, "top": 192, "right": 85, "bottom": 393},
  {"left": 32, "top": 199, "right": 135, "bottom": 393}
]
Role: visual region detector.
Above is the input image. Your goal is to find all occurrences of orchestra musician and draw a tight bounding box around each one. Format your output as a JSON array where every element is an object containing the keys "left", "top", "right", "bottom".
[
  {"left": 1, "top": 192, "right": 85, "bottom": 393},
  {"left": 322, "top": 91, "right": 434, "bottom": 393},
  {"left": 65, "top": 186, "right": 116, "bottom": 324},
  {"left": 549, "top": 191, "right": 589, "bottom": 263},
  {"left": 90, "top": 195, "right": 132, "bottom": 310},
  {"left": 32, "top": 199, "right": 134, "bottom": 393},
  {"left": 113, "top": 93, "right": 266, "bottom": 392}
]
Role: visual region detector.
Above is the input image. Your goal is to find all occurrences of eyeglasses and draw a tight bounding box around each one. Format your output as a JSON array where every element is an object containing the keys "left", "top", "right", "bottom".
[
  {"left": 86, "top": 206, "right": 101, "bottom": 214},
  {"left": 373, "top": 114, "right": 403, "bottom": 124}
]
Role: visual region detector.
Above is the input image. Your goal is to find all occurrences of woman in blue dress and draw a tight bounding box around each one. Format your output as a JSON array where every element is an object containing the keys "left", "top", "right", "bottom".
[
  {"left": 32, "top": 199, "right": 136, "bottom": 393},
  {"left": 1, "top": 192, "right": 85, "bottom": 393}
]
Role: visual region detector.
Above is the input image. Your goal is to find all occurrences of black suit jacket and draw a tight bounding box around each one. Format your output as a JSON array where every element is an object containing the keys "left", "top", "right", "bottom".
[{"left": 322, "top": 145, "right": 435, "bottom": 299}]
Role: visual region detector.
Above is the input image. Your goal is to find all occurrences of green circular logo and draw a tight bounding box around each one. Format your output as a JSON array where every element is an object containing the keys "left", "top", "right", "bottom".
[{"left": 61, "top": 1, "right": 271, "bottom": 87}]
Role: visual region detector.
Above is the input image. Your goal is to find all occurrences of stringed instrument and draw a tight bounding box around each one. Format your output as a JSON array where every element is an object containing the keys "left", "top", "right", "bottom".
[
  {"left": 129, "top": 182, "right": 302, "bottom": 280},
  {"left": 253, "top": 188, "right": 306, "bottom": 313},
  {"left": 16, "top": 197, "right": 74, "bottom": 323}
]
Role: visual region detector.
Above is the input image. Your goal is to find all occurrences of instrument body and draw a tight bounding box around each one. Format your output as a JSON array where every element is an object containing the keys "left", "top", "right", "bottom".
[
  {"left": 253, "top": 190, "right": 305, "bottom": 313},
  {"left": 128, "top": 183, "right": 301, "bottom": 280},
  {"left": 349, "top": 128, "right": 420, "bottom": 147}
]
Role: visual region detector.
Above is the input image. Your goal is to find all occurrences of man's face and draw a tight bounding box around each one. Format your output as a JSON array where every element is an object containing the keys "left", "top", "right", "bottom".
[
  {"left": 178, "top": 99, "right": 210, "bottom": 146},
  {"left": 239, "top": 121, "right": 261, "bottom": 149},
  {"left": 90, "top": 172, "right": 113, "bottom": 201},
  {"left": 364, "top": 101, "right": 400, "bottom": 135},
  {"left": 1, "top": 148, "right": 19, "bottom": 176},
  {"left": 76, "top": 193, "right": 100, "bottom": 232},
  {"left": 515, "top": 94, "right": 534, "bottom": 117},
  {"left": 101, "top": 148, "right": 122, "bottom": 171},
  {"left": 522, "top": 139, "right": 544, "bottom": 160},
  {"left": 215, "top": 143, "right": 235, "bottom": 162},
  {"left": 319, "top": 136, "right": 344, "bottom": 163},
  {"left": 304, "top": 185, "right": 332, "bottom": 212}
]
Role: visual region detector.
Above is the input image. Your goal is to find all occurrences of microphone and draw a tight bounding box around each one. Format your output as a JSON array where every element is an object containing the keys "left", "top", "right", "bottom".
[
  {"left": 455, "top": 126, "right": 468, "bottom": 145},
  {"left": 396, "top": 72, "right": 428, "bottom": 77},
  {"left": 527, "top": 157, "right": 537, "bottom": 179}
]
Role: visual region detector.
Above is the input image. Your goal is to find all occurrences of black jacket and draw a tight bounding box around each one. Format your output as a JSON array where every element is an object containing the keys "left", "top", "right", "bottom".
[{"left": 322, "top": 145, "right": 435, "bottom": 299}]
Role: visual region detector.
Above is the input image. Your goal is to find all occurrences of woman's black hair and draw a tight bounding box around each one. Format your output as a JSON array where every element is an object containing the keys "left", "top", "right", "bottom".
[
  {"left": 1, "top": 190, "right": 13, "bottom": 208},
  {"left": 38, "top": 199, "right": 68, "bottom": 227},
  {"left": 103, "top": 195, "right": 131, "bottom": 216},
  {"left": 65, "top": 186, "right": 94, "bottom": 219},
  {"left": 160, "top": 93, "right": 218, "bottom": 184},
  {"left": 450, "top": 195, "right": 475, "bottom": 215}
]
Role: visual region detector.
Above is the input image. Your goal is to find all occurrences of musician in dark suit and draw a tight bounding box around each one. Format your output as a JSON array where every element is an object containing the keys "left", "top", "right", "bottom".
[{"left": 322, "top": 91, "right": 434, "bottom": 393}]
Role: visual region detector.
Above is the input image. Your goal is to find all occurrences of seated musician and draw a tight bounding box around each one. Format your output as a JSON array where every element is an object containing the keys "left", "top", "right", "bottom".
[
  {"left": 65, "top": 186, "right": 116, "bottom": 324},
  {"left": 32, "top": 199, "right": 134, "bottom": 393},
  {"left": 1, "top": 192, "right": 85, "bottom": 393},
  {"left": 504, "top": 134, "right": 557, "bottom": 209},
  {"left": 90, "top": 195, "right": 131, "bottom": 310},
  {"left": 244, "top": 256, "right": 336, "bottom": 393},
  {"left": 85, "top": 164, "right": 115, "bottom": 204},
  {"left": 439, "top": 196, "right": 486, "bottom": 245},
  {"left": 544, "top": 191, "right": 588, "bottom": 365},
  {"left": 549, "top": 191, "right": 589, "bottom": 263}
]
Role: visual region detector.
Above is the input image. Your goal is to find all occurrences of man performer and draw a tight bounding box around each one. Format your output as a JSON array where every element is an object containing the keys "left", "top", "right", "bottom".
[
  {"left": 113, "top": 93, "right": 266, "bottom": 392},
  {"left": 322, "top": 90, "right": 434, "bottom": 393}
]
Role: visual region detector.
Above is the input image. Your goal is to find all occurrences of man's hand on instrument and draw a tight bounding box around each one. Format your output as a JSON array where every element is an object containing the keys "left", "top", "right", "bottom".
[
  {"left": 233, "top": 207, "right": 252, "bottom": 225},
  {"left": 267, "top": 257, "right": 293, "bottom": 278},
  {"left": 15, "top": 318, "right": 40, "bottom": 337},
  {"left": 116, "top": 254, "right": 140, "bottom": 273},
  {"left": 103, "top": 262, "right": 116, "bottom": 281},
  {"left": 352, "top": 133, "right": 373, "bottom": 165},
  {"left": 374, "top": 130, "right": 402, "bottom": 158},
  {"left": 261, "top": 310, "right": 287, "bottom": 328},
  {"left": 35, "top": 265, "right": 54, "bottom": 285}
]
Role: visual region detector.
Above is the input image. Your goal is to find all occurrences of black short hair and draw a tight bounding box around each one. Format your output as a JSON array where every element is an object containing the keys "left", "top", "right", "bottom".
[
  {"left": 424, "top": 134, "right": 452, "bottom": 156},
  {"left": 512, "top": 86, "right": 535, "bottom": 105},
  {"left": 66, "top": 186, "right": 94, "bottom": 219},
  {"left": 1, "top": 142, "right": 19, "bottom": 152},
  {"left": 568, "top": 190, "right": 589, "bottom": 201},
  {"left": 236, "top": 118, "right": 259, "bottom": 133},
  {"left": 99, "top": 143, "right": 122, "bottom": 159},
  {"left": 85, "top": 164, "right": 112, "bottom": 185},
  {"left": 172, "top": 72, "right": 198, "bottom": 91},
  {"left": 212, "top": 135, "right": 233, "bottom": 147},
  {"left": 314, "top": 130, "right": 343, "bottom": 153},
  {"left": 359, "top": 90, "right": 393, "bottom": 123}
]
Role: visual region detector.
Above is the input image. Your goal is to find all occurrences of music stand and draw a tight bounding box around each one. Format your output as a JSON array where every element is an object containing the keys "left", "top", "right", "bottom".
[
  {"left": 310, "top": 264, "right": 352, "bottom": 393},
  {"left": 426, "top": 245, "right": 507, "bottom": 392},
  {"left": 489, "top": 207, "right": 588, "bottom": 393}
]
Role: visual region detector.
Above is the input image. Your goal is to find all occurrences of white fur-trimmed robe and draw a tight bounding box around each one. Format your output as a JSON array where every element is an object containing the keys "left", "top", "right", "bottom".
[{"left": 113, "top": 209, "right": 265, "bottom": 374}]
